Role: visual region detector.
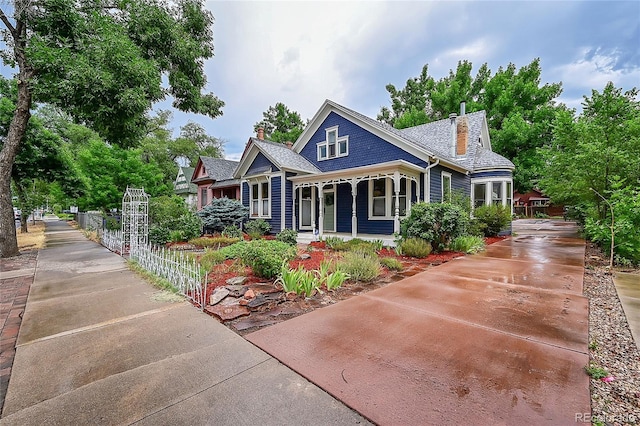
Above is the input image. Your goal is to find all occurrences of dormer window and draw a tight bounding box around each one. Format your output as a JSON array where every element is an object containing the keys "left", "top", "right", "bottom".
[{"left": 317, "top": 126, "right": 348, "bottom": 161}]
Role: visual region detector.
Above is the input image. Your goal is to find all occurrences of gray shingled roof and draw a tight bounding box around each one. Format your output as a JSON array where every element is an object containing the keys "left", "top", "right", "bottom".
[
  {"left": 199, "top": 157, "right": 240, "bottom": 181},
  {"left": 251, "top": 138, "right": 321, "bottom": 174},
  {"left": 330, "top": 101, "right": 513, "bottom": 172}
]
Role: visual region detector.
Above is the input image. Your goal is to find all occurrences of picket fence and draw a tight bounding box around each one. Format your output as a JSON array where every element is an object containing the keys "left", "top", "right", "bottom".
[{"left": 101, "top": 230, "right": 206, "bottom": 309}]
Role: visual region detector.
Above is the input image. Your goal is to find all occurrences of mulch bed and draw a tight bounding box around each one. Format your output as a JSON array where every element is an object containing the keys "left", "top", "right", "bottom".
[{"left": 196, "top": 236, "right": 505, "bottom": 335}]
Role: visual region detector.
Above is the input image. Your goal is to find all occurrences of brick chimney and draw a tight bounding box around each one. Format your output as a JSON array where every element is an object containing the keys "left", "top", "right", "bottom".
[
  {"left": 257, "top": 127, "right": 265, "bottom": 140},
  {"left": 456, "top": 116, "right": 468, "bottom": 156}
]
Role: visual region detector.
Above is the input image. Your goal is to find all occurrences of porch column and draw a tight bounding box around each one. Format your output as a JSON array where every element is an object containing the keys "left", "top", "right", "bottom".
[
  {"left": 292, "top": 187, "right": 297, "bottom": 231},
  {"left": 318, "top": 185, "right": 324, "bottom": 238},
  {"left": 351, "top": 179, "right": 358, "bottom": 237},
  {"left": 417, "top": 177, "right": 421, "bottom": 203},
  {"left": 393, "top": 172, "right": 400, "bottom": 234}
]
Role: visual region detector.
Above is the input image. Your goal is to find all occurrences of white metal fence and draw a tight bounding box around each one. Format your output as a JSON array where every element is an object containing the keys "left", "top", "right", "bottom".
[
  {"left": 100, "top": 230, "right": 206, "bottom": 310},
  {"left": 129, "top": 243, "right": 206, "bottom": 309},
  {"left": 101, "top": 229, "right": 123, "bottom": 254}
]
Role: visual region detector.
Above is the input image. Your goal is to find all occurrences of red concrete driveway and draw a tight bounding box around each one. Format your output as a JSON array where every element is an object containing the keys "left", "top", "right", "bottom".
[{"left": 247, "top": 220, "right": 591, "bottom": 425}]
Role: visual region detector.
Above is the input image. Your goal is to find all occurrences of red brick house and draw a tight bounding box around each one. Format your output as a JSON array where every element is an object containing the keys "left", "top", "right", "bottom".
[{"left": 191, "top": 157, "right": 240, "bottom": 210}]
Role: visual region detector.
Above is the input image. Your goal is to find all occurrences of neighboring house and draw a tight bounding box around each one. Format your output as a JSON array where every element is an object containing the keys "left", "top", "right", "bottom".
[
  {"left": 191, "top": 157, "right": 240, "bottom": 210},
  {"left": 173, "top": 166, "right": 197, "bottom": 209},
  {"left": 234, "top": 100, "right": 514, "bottom": 241},
  {"left": 513, "top": 189, "right": 563, "bottom": 217}
]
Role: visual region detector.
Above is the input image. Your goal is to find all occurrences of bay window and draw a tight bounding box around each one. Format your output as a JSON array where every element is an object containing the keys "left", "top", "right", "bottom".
[{"left": 471, "top": 178, "right": 513, "bottom": 213}]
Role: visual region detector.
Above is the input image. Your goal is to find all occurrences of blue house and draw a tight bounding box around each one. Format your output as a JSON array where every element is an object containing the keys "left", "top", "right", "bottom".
[{"left": 234, "top": 100, "right": 514, "bottom": 243}]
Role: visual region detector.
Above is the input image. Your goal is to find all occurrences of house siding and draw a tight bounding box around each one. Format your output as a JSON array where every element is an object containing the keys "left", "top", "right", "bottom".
[
  {"left": 269, "top": 176, "right": 281, "bottom": 233},
  {"left": 429, "top": 165, "right": 469, "bottom": 202},
  {"left": 336, "top": 183, "right": 352, "bottom": 233},
  {"left": 354, "top": 180, "right": 394, "bottom": 234},
  {"left": 285, "top": 173, "right": 297, "bottom": 229},
  {"left": 300, "top": 112, "right": 428, "bottom": 172},
  {"left": 247, "top": 152, "right": 279, "bottom": 175}
]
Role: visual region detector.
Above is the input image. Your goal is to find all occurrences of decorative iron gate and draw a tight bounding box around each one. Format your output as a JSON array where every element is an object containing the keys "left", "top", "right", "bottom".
[{"left": 121, "top": 187, "right": 149, "bottom": 254}]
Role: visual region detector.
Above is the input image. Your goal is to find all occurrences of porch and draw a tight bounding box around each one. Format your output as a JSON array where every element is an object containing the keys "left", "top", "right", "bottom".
[{"left": 296, "top": 231, "right": 397, "bottom": 247}]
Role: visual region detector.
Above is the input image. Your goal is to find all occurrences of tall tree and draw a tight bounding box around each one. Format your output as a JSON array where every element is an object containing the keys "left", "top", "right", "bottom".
[
  {"left": 254, "top": 102, "right": 305, "bottom": 143},
  {"left": 0, "top": 0, "right": 224, "bottom": 257},
  {"left": 174, "top": 121, "right": 224, "bottom": 165},
  {"left": 539, "top": 82, "right": 640, "bottom": 215},
  {"left": 378, "top": 59, "right": 564, "bottom": 191}
]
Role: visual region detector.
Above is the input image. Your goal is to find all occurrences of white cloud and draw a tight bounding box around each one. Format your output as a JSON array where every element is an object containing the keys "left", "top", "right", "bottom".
[{"left": 553, "top": 47, "right": 640, "bottom": 94}]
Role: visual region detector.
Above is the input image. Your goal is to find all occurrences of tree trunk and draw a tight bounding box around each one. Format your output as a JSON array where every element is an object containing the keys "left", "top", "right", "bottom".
[{"left": 0, "top": 8, "right": 34, "bottom": 258}]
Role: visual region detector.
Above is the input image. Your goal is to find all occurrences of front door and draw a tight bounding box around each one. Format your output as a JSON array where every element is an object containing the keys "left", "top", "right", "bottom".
[{"left": 323, "top": 190, "right": 335, "bottom": 232}]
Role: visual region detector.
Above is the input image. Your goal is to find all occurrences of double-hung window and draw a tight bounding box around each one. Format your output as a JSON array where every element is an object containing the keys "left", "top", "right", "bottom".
[
  {"left": 250, "top": 180, "right": 270, "bottom": 218},
  {"left": 369, "top": 177, "right": 410, "bottom": 219},
  {"left": 318, "top": 126, "right": 348, "bottom": 161},
  {"left": 200, "top": 188, "right": 208, "bottom": 207}
]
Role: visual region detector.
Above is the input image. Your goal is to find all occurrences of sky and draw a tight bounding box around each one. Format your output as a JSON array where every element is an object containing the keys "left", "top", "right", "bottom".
[
  {"left": 164, "top": 0, "right": 639, "bottom": 161},
  {"left": 3, "top": 1, "right": 638, "bottom": 161}
]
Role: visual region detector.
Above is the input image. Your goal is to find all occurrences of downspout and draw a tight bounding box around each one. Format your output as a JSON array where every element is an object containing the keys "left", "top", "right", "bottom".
[{"left": 423, "top": 158, "right": 440, "bottom": 203}]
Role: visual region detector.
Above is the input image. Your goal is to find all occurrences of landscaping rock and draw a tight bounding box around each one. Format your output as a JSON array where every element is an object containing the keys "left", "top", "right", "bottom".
[
  {"left": 244, "top": 289, "right": 256, "bottom": 299},
  {"left": 247, "top": 294, "right": 269, "bottom": 308},
  {"left": 209, "top": 287, "right": 229, "bottom": 305},
  {"left": 205, "top": 302, "right": 250, "bottom": 321},
  {"left": 225, "top": 285, "right": 248, "bottom": 297},
  {"left": 226, "top": 276, "right": 248, "bottom": 286},
  {"left": 249, "top": 283, "right": 281, "bottom": 295},
  {"left": 299, "top": 253, "right": 312, "bottom": 260}
]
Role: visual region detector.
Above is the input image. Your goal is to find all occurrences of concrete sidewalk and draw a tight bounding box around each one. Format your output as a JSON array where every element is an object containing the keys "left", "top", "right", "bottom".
[{"left": 0, "top": 219, "right": 369, "bottom": 425}]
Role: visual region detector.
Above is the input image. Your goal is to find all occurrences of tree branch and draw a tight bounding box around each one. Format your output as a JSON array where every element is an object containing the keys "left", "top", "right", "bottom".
[{"left": 0, "top": 7, "right": 16, "bottom": 37}]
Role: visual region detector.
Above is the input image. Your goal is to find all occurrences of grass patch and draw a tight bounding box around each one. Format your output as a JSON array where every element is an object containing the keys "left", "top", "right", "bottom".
[
  {"left": 398, "top": 237, "right": 432, "bottom": 258},
  {"left": 380, "top": 257, "right": 403, "bottom": 271},
  {"left": 337, "top": 251, "right": 381, "bottom": 282},
  {"left": 16, "top": 221, "right": 46, "bottom": 251},
  {"left": 127, "top": 260, "right": 181, "bottom": 294},
  {"left": 449, "top": 235, "right": 486, "bottom": 254}
]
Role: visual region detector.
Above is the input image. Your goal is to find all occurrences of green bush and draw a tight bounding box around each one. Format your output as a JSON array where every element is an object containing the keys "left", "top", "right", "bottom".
[
  {"left": 239, "top": 239, "right": 296, "bottom": 278},
  {"left": 380, "top": 257, "right": 403, "bottom": 271},
  {"left": 583, "top": 187, "right": 640, "bottom": 265},
  {"left": 337, "top": 252, "right": 381, "bottom": 282},
  {"left": 400, "top": 202, "right": 468, "bottom": 252},
  {"left": 189, "top": 236, "right": 240, "bottom": 248},
  {"left": 324, "top": 237, "right": 379, "bottom": 254},
  {"left": 218, "top": 241, "right": 248, "bottom": 260},
  {"left": 472, "top": 204, "right": 511, "bottom": 237},
  {"left": 276, "top": 228, "right": 298, "bottom": 245},
  {"left": 221, "top": 225, "right": 243, "bottom": 239},
  {"left": 245, "top": 219, "right": 271, "bottom": 239},
  {"left": 197, "top": 198, "right": 248, "bottom": 233},
  {"left": 398, "top": 237, "right": 432, "bottom": 258},
  {"left": 148, "top": 195, "right": 202, "bottom": 245},
  {"left": 449, "top": 235, "right": 486, "bottom": 254},
  {"left": 323, "top": 236, "right": 345, "bottom": 249}
]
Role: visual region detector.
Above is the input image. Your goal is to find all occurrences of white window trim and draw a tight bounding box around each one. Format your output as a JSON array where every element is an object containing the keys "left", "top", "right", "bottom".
[
  {"left": 368, "top": 177, "right": 409, "bottom": 220},
  {"left": 441, "top": 171, "right": 452, "bottom": 202},
  {"left": 470, "top": 177, "right": 513, "bottom": 214},
  {"left": 317, "top": 126, "right": 349, "bottom": 161},
  {"left": 298, "top": 186, "right": 315, "bottom": 230},
  {"left": 249, "top": 177, "right": 271, "bottom": 219}
]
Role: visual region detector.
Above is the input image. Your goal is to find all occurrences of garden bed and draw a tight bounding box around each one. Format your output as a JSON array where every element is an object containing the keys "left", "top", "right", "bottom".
[{"left": 200, "top": 236, "right": 506, "bottom": 335}]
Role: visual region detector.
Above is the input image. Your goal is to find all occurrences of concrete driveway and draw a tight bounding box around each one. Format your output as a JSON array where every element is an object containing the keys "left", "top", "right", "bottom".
[{"left": 247, "top": 220, "right": 591, "bottom": 425}]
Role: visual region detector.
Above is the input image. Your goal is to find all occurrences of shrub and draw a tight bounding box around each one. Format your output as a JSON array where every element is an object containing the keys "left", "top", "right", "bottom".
[
  {"left": 400, "top": 202, "right": 468, "bottom": 252},
  {"left": 218, "top": 241, "right": 248, "bottom": 259},
  {"left": 169, "top": 230, "right": 185, "bottom": 242},
  {"left": 337, "top": 252, "right": 381, "bottom": 282},
  {"left": 449, "top": 235, "right": 486, "bottom": 254},
  {"left": 472, "top": 204, "right": 511, "bottom": 237},
  {"left": 276, "top": 228, "right": 298, "bottom": 245},
  {"left": 584, "top": 363, "right": 609, "bottom": 379},
  {"left": 323, "top": 236, "right": 345, "bottom": 250},
  {"left": 380, "top": 257, "right": 403, "bottom": 271},
  {"left": 197, "top": 198, "right": 248, "bottom": 233},
  {"left": 198, "top": 249, "right": 226, "bottom": 272},
  {"left": 221, "top": 225, "right": 243, "bottom": 239},
  {"left": 239, "top": 239, "right": 296, "bottom": 278},
  {"left": 245, "top": 219, "right": 271, "bottom": 239},
  {"left": 148, "top": 195, "right": 202, "bottom": 245},
  {"left": 398, "top": 237, "right": 432, "bottom": 258},
  {"left": 189, "top": 236, "right": 240, "bottom": 248}
]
